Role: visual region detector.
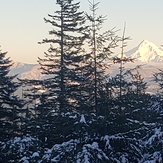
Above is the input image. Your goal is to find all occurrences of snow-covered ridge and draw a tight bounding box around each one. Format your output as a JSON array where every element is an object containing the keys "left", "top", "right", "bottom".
[
  {"left": 125, "top": 40, "right": 163, "bottom": 62},
  {"left": 9, "top": 40, "right": 163, "bottom": 80},
  {"left": 9, "top": 62, "right": 44, "bottom": 80}
]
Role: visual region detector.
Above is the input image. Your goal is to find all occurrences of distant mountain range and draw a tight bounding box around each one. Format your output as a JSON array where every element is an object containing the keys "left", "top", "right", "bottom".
[
  {"left": 9, "top": 40, "right": 163, "bottom": 82},
  {"left": 9, "top": 62, "right": 44, "bottom": 80}
]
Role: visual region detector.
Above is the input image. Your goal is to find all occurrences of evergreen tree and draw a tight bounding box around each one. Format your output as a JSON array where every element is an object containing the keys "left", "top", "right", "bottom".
[
  {"left": 20, "top": 0, "right": 90, "bottom": 146},
  {"left": 110, "top": 24, "right": 134, "bottom": 113},
  {"left": 154, "top": 69, "right": 163, "bottom": 97},
  {"left": 38, "top": 0, "right": 88, "bottom": 112},
  {"left": 126, "top": 69, "right": 151, "bottom": 115},
  {"left": 18, "top": 78, "right": 44, "bottom": 136},
  {"left": 85, "top": 0, "right": 119, "bottom": 115},
  {"left": 0, "top": 49, "right": 24, "bottom": 141}
]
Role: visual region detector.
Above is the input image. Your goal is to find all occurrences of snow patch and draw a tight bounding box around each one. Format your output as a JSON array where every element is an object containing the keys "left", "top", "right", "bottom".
[{"left": 80, "top": 114, "right": 86, "bottom": 124}]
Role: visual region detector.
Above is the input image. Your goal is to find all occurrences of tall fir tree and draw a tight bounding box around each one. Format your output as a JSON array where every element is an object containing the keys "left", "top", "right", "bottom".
[
  {"left": 85, "top": 0, "right": 119, "bottom": 115},
  {"left": 38, "top": 0, "right": 88, "bottom": 113},
  {"left": 0, "top": 49, "right": 24, "bottom": 141},
  {"left": 20, "top": 0, "right": 90, "bottom": 146}
]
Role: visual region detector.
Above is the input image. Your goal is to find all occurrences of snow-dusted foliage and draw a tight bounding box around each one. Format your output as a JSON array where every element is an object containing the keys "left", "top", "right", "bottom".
[
  {"left": 139, "top": 127, "right": 163, "bottom": 163},
  {"left": 76, "top": 142, "right": 109, "bottom": 163},
  {"left": 101, "top": 135, "right": 142, "bottom": 162},
  {"left": 41, "top": 139, "right": 109, "bottom": 163},
  {"left": 1, "top": 102, "right": 163, "bottom": 163},
  {"left": 41, "top": 139, "right": 78, "bottom": 162},
  {"left": 0, "top": 135, "right": 41, "bottom": 163}
]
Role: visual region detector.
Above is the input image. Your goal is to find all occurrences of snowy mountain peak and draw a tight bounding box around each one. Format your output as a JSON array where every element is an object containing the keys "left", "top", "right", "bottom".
[
  {"left": 125, "top": 40, "right": 163, "bottom": 62},
  {"left": 139, "top": 39, "right": 158, "bottom": 50},
  {"left": 140, "top": 39, "right": 153, "bottom": 45}
]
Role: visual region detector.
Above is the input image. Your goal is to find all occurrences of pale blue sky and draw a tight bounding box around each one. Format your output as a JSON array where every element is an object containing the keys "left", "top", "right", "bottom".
[{"left": 0, "top": 0, "right": 162, "bottom": 63}]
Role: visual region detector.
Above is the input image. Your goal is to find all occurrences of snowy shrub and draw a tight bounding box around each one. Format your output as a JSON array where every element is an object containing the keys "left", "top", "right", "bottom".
[
  {"left": 140, "top": 127, "right": 163, "bottom": 163},
  {"left": 0, "top": 135, "right": 41, "bottom": 163},
  {"left": 139, "top": 152, "right": 162, "bottom": 163},
  {"left": 101, "top": 134, "right": 142, "bottom": 162},
  {"left": 76, "top": 142, "right": 109, "bottom": 163},
  {"left": 41, "top": 139, "right": 110, "bottom": 163},
  {"left": 41, "top": 139, "right": 78, "bottom": 163}
]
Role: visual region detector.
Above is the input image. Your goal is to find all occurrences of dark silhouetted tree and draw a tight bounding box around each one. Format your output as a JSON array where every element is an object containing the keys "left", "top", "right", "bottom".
[
  {"left": 85, "top": 0, "right": 119, "bottom": 115},
  {"left": 38, "top": 0, "right": 88, "bottom": 113},
  {"left": 0, "top": 49, "right": 24, "bottom": 141}
]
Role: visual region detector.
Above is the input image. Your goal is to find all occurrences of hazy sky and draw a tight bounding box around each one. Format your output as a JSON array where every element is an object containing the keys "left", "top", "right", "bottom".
[{"left": 0, "top": 0, "right": 162, "bottom": 63}]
